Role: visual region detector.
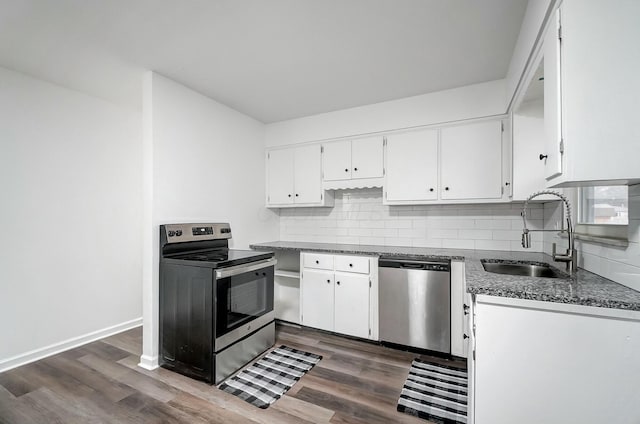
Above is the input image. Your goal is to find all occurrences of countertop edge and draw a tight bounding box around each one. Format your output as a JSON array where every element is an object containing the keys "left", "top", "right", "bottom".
[{"left": 250, "top": 241, "right": 640, "bottom": 312}]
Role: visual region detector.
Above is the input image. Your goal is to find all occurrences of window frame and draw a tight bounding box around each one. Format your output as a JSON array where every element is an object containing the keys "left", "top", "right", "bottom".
[{"left": 572, "top": 186, "right": 629, "bottom": 246}]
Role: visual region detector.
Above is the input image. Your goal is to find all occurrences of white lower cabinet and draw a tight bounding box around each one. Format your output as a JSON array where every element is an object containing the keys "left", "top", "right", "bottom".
[
  {"left": 300, "top": 252, "right": 378, "bottom": 340},
  {"left": 472, "top": 296, "right": 640, "bottom": 424},
  {"left": 334, "top": 273, "right": 370, "bottom": 339},
  {"left": 299, "top": 269, "right": 334, "bottom": 332}
]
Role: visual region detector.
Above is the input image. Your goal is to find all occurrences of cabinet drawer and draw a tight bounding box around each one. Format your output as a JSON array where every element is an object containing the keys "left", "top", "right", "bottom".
[
  {"left": 334, "top": 255, "right": 369, "bottom": 274},
  {"left": 303, "top": 253, "right": 334, "bottom": 270}
]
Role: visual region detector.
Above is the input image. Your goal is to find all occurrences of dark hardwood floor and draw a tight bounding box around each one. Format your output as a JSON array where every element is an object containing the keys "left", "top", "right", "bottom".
[{"left": 0, "top": 325, "right": 465, "bottom": 423}]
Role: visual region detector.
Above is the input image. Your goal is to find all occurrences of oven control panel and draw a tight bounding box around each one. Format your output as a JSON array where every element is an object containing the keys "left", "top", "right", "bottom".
[
  {"left": 162, "top": 223, "right": 232, "bottom": 243},
  {"left": 192, "top": 226, "right": 214, "bottom": 236}
]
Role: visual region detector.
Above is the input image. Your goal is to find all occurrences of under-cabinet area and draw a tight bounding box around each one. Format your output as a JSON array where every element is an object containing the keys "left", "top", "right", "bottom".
[{"left": 262, "top": 244, "right": 472, "bottom": 359}]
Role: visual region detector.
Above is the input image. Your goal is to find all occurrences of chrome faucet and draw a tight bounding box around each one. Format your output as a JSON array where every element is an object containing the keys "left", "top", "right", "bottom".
[{"left": 521, "top": 190, "right": 578, "bottom": 274}]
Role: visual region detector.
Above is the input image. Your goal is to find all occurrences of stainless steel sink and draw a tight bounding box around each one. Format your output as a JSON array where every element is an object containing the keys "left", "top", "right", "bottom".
[{"left": 481, "top": 260, "right": 569, "bottom": 279}]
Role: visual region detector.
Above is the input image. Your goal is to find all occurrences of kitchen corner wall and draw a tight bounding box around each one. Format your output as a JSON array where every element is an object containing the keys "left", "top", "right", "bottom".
[
  {"left": 542, "top": 185, "right": 640, "bottom": 292},
  {"left": 279, "top": 189, "right": 544, "bottom": 251},
  {"left": 140, "top": 73, "right": 279, "bottom": 368},
  {"left": 0, "top": 66, "right": 142, "bottom": 370}
]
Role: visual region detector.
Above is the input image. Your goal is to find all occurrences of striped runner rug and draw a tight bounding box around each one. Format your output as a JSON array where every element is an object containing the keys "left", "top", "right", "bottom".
[
  {"left": 218, "top": 345, "right": 322, "bottom": 409},
  {"left": 397, "top": 358, "right": 468, "bottom": 424}
]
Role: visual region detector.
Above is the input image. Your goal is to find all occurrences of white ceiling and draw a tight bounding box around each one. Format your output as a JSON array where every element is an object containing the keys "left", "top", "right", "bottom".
[{"left": 0, "top": 0, "right": 528, "bottom": 123}]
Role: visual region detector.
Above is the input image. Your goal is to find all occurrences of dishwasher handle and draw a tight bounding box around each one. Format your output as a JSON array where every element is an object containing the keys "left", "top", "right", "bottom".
[
  {"left": 379, "top": 257, "right": 450, "bottom": 272},
  {"left": 400, "top": 262, "right": 426, "bottom": 269}
]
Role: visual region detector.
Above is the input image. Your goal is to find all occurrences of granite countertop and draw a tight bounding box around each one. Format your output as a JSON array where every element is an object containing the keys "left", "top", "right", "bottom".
[{"left": 250, "top": 241, "right": 640, "bottom": 311}]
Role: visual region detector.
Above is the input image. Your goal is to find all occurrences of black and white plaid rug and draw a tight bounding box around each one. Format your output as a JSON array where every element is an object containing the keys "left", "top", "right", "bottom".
[
  {"left": 218, "top": 345, "right": 322, "bottom": 409},
  {"left": 397, "top": 358, "right": 468, "bottom": 424}
]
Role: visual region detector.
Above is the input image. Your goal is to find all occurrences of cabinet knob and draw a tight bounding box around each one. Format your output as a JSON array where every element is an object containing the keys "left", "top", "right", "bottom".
[
  {"left": 345, "top": 168, "right": 349, "bottom": 172},
  {"left": 336, "top": 281, "right": 341, "bottom": 285},
  {"left": 429, "top": 188, "right": 434, "bottom": 192},
  {"left": 288, "top": 194, "right": 291, "bottom": 197},
  {"left": 539, "top": 154, "right": 548, "bottom": 160},
  {"left": 326, "top": 279, "right": 330, "bottom": 283},
  {"left": 505, "top": 182, "right": 510, "bottom": 186},
  {"left": 295, "top": 193, "right": 299, "bottom": 197},
  {"left": 354, "top": 167, "right": 358, "bottom": 171},
  {"left": 349, "top": 263, "right": 353, "bottom": 267},
  {"left": 463, "top": 334, "right": 469, "bottom": 339},
  {"left": 315, "top": 260, "right": 319, "bottom": 264},
  {"left": 445, "top": 187, "right": 450, "bottom": 191}
]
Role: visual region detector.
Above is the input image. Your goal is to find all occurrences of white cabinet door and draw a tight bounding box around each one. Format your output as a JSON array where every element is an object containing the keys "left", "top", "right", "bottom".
[
  {"left": 385, "top": 129, "right": 438, "bottom": 202},
  {"left": 267, "top": 148, "right": 294, "bottom": 205},
  {"left": 440, "top": 121, "right": 503, "bottom": 200},
  {"left": 351, "top": 137, "right": 384, "bottom": 179},
  {"left": 301, "top": 269, "right": 334, "bottom": 332},
  {"left": 322, "top": 141, "right": 351, "bottom": 181},
  {"left": 334, "top": 272, "right": 370, "bottom": 339},
  {"left": 474, "top": 298, "right": 640, "bottom": 424},
  {"left": 293, "top": 144, "right": 322, "bottom": 204},
  {"left": 543, "top": 8, "right": 563, "bottom": 180},
  {"left": 549, "top": 0, "right": 640, "bottom": 186}
]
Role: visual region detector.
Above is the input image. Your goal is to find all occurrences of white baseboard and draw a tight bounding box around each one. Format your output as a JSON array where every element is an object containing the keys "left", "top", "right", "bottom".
[
  {"left": 138, "top": 354, "right": 159, "bottom": 370},
  {"left": 0, "top": 317, "right": 142, "bottom": 373}
]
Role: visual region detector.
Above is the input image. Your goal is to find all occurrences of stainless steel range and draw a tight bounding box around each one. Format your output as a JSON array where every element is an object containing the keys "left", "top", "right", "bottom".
[{"left": 159, "top": 223, "right": 276, "bottom": 384}]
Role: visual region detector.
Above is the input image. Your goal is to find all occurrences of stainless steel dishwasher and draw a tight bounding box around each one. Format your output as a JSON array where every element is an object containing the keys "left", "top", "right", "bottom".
[{"left": 379, "top": 257, "right": 450, "bottom": 353}]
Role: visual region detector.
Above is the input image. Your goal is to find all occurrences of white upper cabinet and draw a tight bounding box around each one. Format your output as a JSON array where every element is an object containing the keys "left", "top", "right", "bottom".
[
  {"left": 294, "top": 145, "right": 323, "bottom": 204},
  {"left": 543, "top": 8, "right": 563, "bottom": 181},
  {"left": 384, "top": 129, "right": 438, "bottom": 202},
  {"left": 322, "top": 141, "right": 352, "bottom": 181},
  {"left": 511, "top": 54, "right": 558, "bottom": 201},
  {"left": 266, "top": 144, "right": 334, "bottom": 208},
  {"left": 440, "top": 120, "right": 504, "bottom": 201},
  {"left": 322, "top": 137, "right": 384, "bottom": 189},
  {"left": 266, "top": 148, "right": 295, "bottom": 205},
  {"left": 351, "top": 137, "right": 384, "bottom": 179},
  {"left": 384, "top": 119, "right": 507, "bottom": 205},
  {"left": 545, "top": 0, "right": 640, "bottom": 187}
]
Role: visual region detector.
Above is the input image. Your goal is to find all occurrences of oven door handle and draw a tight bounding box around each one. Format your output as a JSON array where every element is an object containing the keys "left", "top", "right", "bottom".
[{"left": 215, "top": 258, "right": 277, "bottom": 279}]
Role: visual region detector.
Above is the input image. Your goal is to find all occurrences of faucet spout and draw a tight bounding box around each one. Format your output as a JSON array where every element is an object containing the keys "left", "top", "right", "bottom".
[{"left": 521, "top": 190, "right": 577, "bottom": 274}]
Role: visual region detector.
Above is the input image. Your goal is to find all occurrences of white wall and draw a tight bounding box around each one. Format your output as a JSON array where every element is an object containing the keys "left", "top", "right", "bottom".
[
  {"left": 543, "top": 185, "right": 640, "bottom": 291},
  {"left": 265, "top": 79, "right": 507, "bottom": 147},
  {"left": 504, "top": 0, "right": 554, "bottom": 108},
  {"left": 150, "top": 73, "right": 278, "bottom": 248},
  {"left": 0, "top": 66, "right": 142, "bottom": 370},
  {"left": 279, "top": 189, "right": 544, "bottom": 252},
  {"left": 140, "top": 73, "right": 278, "bottom": 368}
]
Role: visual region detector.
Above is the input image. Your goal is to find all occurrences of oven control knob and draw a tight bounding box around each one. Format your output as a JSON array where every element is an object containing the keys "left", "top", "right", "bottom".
[
  {"left": 175, "top": 230, "right": 183, "bottom": 236},
  {"left": 168, "top": 231, "right": 176, "bottom": 237}
]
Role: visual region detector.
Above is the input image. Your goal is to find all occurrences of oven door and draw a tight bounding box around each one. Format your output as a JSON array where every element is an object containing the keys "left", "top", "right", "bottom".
[{"left": 214, "top": 258, "right": 276, "bottom": 352}]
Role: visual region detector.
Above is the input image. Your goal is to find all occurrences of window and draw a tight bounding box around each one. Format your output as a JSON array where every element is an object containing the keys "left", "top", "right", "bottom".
[
  {"left": 575, "top": 186, "right": 628, "bottom": 244},
  {"left": 579, "top": 186, "right": 628, "bottom": 225}
]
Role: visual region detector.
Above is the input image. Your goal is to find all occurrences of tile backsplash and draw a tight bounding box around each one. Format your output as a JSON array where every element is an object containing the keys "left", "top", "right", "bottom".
[
  {"left": 278, "top": 188, "right": 544, "bottom": 251},
  {"left": 543, "top": 184, "right": 640, "bottom": 292}
]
